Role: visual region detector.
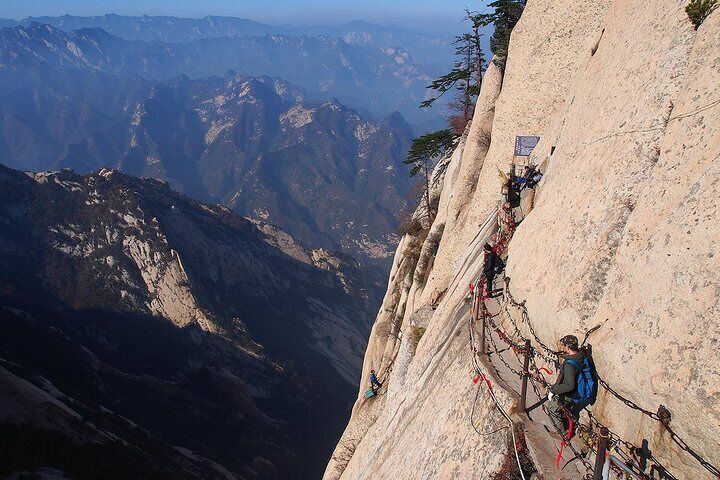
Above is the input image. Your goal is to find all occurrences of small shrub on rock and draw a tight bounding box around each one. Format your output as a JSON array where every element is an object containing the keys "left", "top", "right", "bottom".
[
  {"left": 686, "top": 0, "right": 717, "bottom": 29},
  {"left": 396, "top": 215, "right": 424, "bottom": 236},
  {"left": 411, "top": 326, "right": 426, "bottom": 353}
]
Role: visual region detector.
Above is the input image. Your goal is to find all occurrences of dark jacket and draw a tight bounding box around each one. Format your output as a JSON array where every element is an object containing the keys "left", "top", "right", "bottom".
[
  {"left": 483, "top": 250, "right": 502, "bottom": 275},
  {"left": 370, "top": 373, "right": 380, "bottom": 385},
  {"left": 551, "top": 351, "right": 585, "bottom": 397},
  {"left": 507, "top": 186, "right": 521, "bottom": 207}
]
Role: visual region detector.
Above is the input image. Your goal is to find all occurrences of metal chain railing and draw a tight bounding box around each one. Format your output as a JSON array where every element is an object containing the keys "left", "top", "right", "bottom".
[
  {"left": 502, "top": 291, "right": 720, "bottom": 478},
  {"left": 466, "top": 179, "right": 720, "bottom": 479},
  {"left": 482, "top": 292, "right": 683, "bottom": 480},
  {"left": 468, "top": 301, "right": 530, "bottom": 480}
]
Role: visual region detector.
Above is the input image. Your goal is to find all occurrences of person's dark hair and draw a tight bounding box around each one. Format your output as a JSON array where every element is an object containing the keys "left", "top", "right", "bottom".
[
  {"left": 484, "top": 243, "right": 492, "bottom": 251},
  {"left": 371, "top": 369, "right": 376, "bottom": 374},
  {"left": 560, "top": 335, "right": 579, "bottom": 351}
]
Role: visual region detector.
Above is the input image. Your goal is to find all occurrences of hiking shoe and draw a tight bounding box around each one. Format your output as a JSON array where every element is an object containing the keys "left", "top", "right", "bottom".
[{"left": 544, "top": 425, "right": 565, "bottom": 441}]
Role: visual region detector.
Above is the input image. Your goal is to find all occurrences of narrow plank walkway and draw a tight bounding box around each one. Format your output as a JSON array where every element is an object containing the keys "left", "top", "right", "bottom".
[{"left": 474, "top": 279, "right": 593, "bottom": 480}]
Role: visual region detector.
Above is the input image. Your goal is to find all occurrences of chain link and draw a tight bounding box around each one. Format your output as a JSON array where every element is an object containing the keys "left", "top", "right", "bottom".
[
  {"left": 471, "top": 190, "right": 720, "bottom": 479},
  {"left": 502, "top": 276, "right": 719, "bottom": 478}
]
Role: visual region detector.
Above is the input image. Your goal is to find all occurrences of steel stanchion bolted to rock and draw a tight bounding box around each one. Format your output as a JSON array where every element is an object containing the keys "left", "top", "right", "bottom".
[
  {"left": 593, "top": 427, "right": 610, "bottom": 480},
  {"left": 519, "top": 339, "right": 531, "bottom": 411}
]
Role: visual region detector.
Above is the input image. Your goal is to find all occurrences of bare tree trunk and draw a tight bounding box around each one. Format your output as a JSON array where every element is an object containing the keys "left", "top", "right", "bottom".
[
  {"left": 423, "top": 160, "right": 432, "bottom": 221},
  {"left": 462, "top": 41, "right": 471, "bottom": 123},
  {"left": 473, "top": 23, "right": 483, "bottom": 93}
]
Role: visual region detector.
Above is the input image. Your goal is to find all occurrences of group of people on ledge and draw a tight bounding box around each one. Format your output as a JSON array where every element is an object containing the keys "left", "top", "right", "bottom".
[{"left": 502, "top": 164, "right": 543, "bottom": 211}]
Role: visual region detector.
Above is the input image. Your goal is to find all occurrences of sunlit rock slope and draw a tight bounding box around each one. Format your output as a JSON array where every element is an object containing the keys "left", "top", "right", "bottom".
[{"left": 326, "top": 1, "right": 719, "bottom": 479}]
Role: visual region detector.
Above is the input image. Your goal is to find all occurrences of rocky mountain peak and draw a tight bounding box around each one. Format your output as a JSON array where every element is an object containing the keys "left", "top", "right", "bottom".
[
  {"left": 1, "top": 162, "right": 377, "bottom": 479},
  {"left": 326, "top": 2, "right": 720, "bottom": 479}
]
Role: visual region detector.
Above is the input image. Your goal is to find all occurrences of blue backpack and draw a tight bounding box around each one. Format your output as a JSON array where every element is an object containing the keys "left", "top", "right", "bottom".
[{"left": 565, "top": 350, "right": 598, "bottom": 409}]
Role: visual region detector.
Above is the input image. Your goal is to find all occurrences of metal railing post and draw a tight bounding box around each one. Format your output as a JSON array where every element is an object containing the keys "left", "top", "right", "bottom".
[
  {"left": 519, "top": 339, "right": 531, "bottom": 411},
  {"left": 479, "top": 303, "right": 486, "bottom": 355},
  {"left": 594, "top": 427, "right": 610, "bottom": 480}
]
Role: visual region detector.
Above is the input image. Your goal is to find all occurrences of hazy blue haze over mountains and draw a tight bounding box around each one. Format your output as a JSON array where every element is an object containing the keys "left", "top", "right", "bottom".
[
  {"left": 17, "top": 14, "right": 459, "bottom": 66},
  {"left": 0, "top": 22, "right": 414, "bottom": 267},
  {"left": 0, "top": 18, "right": 454, "bottom": 130}
]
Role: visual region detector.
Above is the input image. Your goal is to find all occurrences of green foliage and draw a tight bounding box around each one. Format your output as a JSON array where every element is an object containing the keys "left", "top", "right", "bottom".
[
  {"left": 420, "top": 32, "right": 485, "bottom": 109},
  {"left": 411, "top": 326, "right": 426, "bottom": 352},
  {"left": 403, "top": 129, "right": 456, "bottom": 177},
  {"left": 421, "top": 8, "right": 487, "bottom": 113},
  {"left": 686, "top": 0, "right": 717, "bottom": 29},
  {"left": 396, "top": 215, "right": 425, "bottom": 236},
  {"left": 472, "top": 0, "right": 526, "bottom": 68},
  {"left": 419, "top": 62, "right": 471, "bottom": 109},
  {"left": 403, "top": 129, "right": 456, "bottom": 218}
]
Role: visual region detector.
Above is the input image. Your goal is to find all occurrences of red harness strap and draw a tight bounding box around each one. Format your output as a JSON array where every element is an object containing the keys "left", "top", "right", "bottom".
[{"left": 556, "top": 409, "right": 576, "bottom": 469}]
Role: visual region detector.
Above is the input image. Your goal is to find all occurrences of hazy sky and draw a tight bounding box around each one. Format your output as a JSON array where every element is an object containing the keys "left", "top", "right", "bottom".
[{"left": 0, "top": 0, "right": 491, "bottom": 33}]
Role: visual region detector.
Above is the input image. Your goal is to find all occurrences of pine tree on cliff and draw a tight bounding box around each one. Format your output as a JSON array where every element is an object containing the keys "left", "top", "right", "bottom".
[
  {"left": 472, "top": 0, "right": 526, "bottom": 70},
  {"left": 420, "top": 15, "right": 485, "bottom": 133},
  {"left": 403, "top": 130, "right": 455, "bottom": 220}
]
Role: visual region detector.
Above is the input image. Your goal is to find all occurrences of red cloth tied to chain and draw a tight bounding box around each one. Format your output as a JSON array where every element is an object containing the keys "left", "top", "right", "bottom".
[{"left": 555, "top": 410, "right": 576, "bottom": 469}]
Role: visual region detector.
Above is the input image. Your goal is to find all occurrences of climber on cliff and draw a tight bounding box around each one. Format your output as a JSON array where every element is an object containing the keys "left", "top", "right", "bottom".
[
  {"left": 502, "top": 180, "right": 521, "bottom": 208},
  {"left": 513, "top": 165, "right": 543, "bottom": 190},
  {"left": 526, "top": 169, "right": 543, "bottom": 188},
  {"left": 483, "top": 243, "right": 504, "bottom": 297},
  {"left": 369, "top": 369, "right": 382, "bottom": 394},
  {"left": 546, "top": 334, "right": 598, "bottom": 439}
]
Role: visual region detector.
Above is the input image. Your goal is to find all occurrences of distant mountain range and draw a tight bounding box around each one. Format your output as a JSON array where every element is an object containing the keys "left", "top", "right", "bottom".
[
  {"left": 0, "top": 22, "right": 415, "bottom": 267},
  {"left": 2, "top": 15, "right": 459, "bottom": 66},
  {"left": 0, "top": 21, "right": 449, "bottom": 131},
  {"left": 0, "top": 11, "right": 459, "bottom": 480},
  {"left": 0, "top": 163, "right": 374, "bottom": 479}
]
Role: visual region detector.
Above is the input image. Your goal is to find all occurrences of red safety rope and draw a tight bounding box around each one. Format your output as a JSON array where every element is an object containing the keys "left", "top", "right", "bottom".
[{"left": 556, "top": 409, "right": 576, "bottom": 470}]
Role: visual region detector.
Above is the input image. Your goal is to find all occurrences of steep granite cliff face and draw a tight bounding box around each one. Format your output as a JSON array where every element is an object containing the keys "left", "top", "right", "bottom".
[
  {"left": 327, "top": 1, "right": 719, "bottom": 479},
  {"left": 0, "top": 164, "right": 373, "bottom": 479}
]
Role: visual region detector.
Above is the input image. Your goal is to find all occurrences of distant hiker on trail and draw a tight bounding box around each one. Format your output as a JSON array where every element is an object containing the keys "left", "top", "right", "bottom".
[
  {"left": 513, "top": 165, "right": 542, "bottom": 190},
  {"left": 483, "top": 243, "right": 504, "bottom": 296},
  {"left": 527, "top": 169, "right": 543, "bottom": 188},
  {"left": 546, "top": 334, "right": 598, "bottom": 438},
  {"left": 370, "top": 369, "right": 382, "bottom": 393},
  {"left": 502, "top": 180, "right": 521, "bottom": 208}
]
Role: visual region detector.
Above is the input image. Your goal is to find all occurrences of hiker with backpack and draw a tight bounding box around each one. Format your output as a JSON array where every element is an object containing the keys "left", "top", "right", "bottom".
[
  {"left": 546, "top": 334, "right": 598, "bottom": 437},
  {"left": 483, "top": 243, "right": 505, "bottom": 296}
]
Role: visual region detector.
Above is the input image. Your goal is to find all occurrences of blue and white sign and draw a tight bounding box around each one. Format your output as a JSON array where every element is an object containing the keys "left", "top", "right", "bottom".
[{"left": 514, "top": 135, "right": 540, "bottom": 157}]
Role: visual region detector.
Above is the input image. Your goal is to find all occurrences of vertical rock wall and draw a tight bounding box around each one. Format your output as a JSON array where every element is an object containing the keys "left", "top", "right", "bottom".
[
  {"left": 508, "top": 2, "right": 720, "bottom": 477},
  {"left": 326, "top": 1, "right": 719, "bottom": 478}
]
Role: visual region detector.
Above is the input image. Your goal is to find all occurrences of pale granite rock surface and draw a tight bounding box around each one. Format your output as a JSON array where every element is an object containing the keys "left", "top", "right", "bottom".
[{"left": 326, "top": 1, "right": 719, "bottom": 478}]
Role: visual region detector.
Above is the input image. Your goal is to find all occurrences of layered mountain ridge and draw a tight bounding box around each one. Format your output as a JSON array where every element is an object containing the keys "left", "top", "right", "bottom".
[
  {"left": 8, "top": 15, "right": 459, "bottom": 66},
  {"left": 0, "top": 21, "right": 444, "bottom": 129},
  {"left": 0, "top": 163, "right": 374, "bottom": 479},
  {"left": 0, "top": 25, "right": 415, "bottom": 267}
]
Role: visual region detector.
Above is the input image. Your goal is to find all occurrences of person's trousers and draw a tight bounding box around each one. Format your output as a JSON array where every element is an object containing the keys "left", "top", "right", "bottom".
[
  {"left": 484, "top": 272, "right": 495, "bottom": 293},
  {"left": 548, "top": 398, "right": 581, "bottom": 434}
]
